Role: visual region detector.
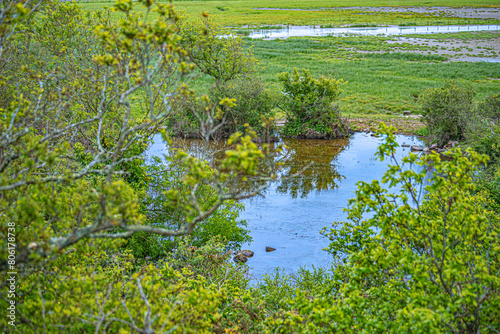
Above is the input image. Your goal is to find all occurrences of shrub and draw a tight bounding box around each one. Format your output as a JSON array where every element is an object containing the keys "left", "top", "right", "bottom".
[
  {"left": 167, "top": 77, "right": 277, "bottom": 139},
  {"left": 209, "top": 76, "right": 277, "bottom": 138},
  {"left": 466, "top": 122, "right": 500, "bottom": 163},
  {"left": 477, "top": 94, "right": 500, "bottom": 121},
  {"left": 474, "top": 164, "right": 500, "bottom": 214},
  {"left": 278, "top": 68, "right": 349, "bottom": 138},
  {"left": 464, "top": 94, "right": 500, "bottom": 163},
  {"left": 420, "top": 81, "right": 475, "bottom": 146},
  {"left": 319, "top": 123, "right": 500, "bottom": 333}
]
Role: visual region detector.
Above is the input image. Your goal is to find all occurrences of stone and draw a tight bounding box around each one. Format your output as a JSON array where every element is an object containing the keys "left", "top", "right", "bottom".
[
  {"left": 403, "top": 110, "right": 411, "bottom": 116},
  {"left": 265, "top": 246, "right": 276, "bottom": 252},
  {"left": 430, "top": 144, "right": 439, "bottom": 150},
  {"left": 233, "top": 254, "right": 248, "bottom": 264},
  {"left": 411, "top": 145, "right": 424, "bottom": 152},
  {"left": 447, "top": 140, "right": 459, "bottom": 147},
  {"left": 240, "top": 250, "right": 254, "bottom": 258}
]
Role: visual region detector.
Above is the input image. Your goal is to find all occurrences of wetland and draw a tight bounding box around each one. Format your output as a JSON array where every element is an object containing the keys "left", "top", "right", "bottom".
[{"left": 147, "top": 133, "right": 426, "bottom": 279}]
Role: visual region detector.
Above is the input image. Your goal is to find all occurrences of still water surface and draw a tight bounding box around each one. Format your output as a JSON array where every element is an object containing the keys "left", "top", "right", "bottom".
[
  {"left": 246, "top": 24, "right": 500, "bottom": 39},
  {"left": 147, "top": 133, "right": 424, "bottom": 280}
]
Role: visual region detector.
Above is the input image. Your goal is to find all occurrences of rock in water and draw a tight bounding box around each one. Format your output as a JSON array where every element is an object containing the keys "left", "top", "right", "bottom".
[
  {"left": 240, "top": 250, "right": 254, "bottom": 258},
  {"left": 411, "top": 145, "right": 424, "bottom": 152},
  {"left": 265, "top": 246, "right": 276, "bottom": 252},
  {"left": 233, "top": 254, "right": 248, "bottom": 264}
]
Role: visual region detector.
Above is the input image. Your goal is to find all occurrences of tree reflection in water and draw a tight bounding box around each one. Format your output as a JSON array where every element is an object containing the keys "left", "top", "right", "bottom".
[
  {"left": 276, "top": 138, "right": 349, "bottom": 198},
  {"left": 151, "top": 136, "right": 350, "bottom": 200}
]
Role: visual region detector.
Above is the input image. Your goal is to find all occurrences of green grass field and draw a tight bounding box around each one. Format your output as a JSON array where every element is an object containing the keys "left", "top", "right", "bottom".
[
  {"left": 247, "top": 36, "right": 500, "bottom": 116},
  {"left": 79, "top": 0, "right": 500, "bottom": 27},
  {"left": 79, "top": 0, "right": 500, "bottom": 133}
]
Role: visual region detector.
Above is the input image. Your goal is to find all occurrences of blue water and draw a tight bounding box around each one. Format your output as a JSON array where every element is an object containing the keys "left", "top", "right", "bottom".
[
  {"left": 247, "top": 24, "right": 500, "bottom": 39},
  {"left": 147, "top": 133, "right": 426, "bottom": 279}
]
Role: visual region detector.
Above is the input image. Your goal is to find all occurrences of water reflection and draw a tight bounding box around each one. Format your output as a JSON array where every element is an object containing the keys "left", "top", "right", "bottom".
[
  {"left": 146, "top": 133, "right": 425, "bottom": 280},
  {"left": 246, "top": 24, "right": 500, "bottom": 39},
  {"left": 147, "top": 136, "right": 351, "bottom": 199},
  {"left": 276, "top": 138, "right": 349, "bottom": 198}
]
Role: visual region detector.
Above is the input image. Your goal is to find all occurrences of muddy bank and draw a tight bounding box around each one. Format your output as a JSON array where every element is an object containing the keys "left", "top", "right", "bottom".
[
  {"left": 381, "top": 33, "right": 500, "bottom": 62},
  {"left": 254, "top": 7, "right": 500, "bottom": 20}
]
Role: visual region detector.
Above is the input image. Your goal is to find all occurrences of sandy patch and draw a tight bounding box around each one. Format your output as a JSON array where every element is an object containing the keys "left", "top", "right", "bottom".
[
  {"left": 254, "top": 7, "right": 500, "bottom": 20},
  {"left": 339, "top": 7, "right": 500, "bottom": 20}
]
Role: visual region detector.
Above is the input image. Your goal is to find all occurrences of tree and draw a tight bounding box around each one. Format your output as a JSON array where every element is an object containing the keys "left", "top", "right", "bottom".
[
  {"left": 177, "top": 16, "right": 257, "bottom": 85},
  {"left": 278, "top": 68, "right": 349, "bottom": 138},
  {"left": 321, "top": 123, "right": 500, "bottom": 333},
  {"left": 0, "top": 1, "right": 280, "bottom": 331}
]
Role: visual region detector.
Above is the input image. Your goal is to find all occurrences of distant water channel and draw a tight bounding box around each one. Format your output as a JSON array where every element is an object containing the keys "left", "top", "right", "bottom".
[
  {"left": 147, "top": 133, "right": 424, "bottom": 280},
  {"left": 246, "top": 24, "right": 500, "bottom": 39}
]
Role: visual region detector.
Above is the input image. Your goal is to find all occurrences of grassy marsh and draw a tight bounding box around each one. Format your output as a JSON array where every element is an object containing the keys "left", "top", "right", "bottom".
[
  {"left": 77, "top": 0, "right": 500, "bottom": 134},
  {"left": 249, "top": 36, "right": 499, "bottom": 117},
  {"left": 79, "top": 1, "right": 500, "bottom": 27}
]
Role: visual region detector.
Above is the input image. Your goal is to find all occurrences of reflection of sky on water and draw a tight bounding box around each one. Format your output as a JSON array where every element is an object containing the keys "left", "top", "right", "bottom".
[
  {"left": 247, "top": 24, "right": 500, "bottom": 39},
  {"left": 146, "top": 133, "right": 426, "bottom": 281},
  {"left": 239, "top": 133, "right": 425, "bottom": 281}
]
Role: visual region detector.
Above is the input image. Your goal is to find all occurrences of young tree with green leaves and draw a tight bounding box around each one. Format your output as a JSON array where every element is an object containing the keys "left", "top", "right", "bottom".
[
  {"left": 0, "top": 0, "right": 280, "bottom": 331},
  {"left": 268, "top": 123, "right": 500, "bottom": 333}
]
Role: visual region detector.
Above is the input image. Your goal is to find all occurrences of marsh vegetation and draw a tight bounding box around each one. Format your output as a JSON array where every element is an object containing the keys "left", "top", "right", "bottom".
[{"left": 1, "top": 0, "right": 499, "bottom": 333}]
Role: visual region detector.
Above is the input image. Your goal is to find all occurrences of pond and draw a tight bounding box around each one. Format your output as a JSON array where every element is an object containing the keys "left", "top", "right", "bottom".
[
  {"left": 246, "top": 24, "right": 500, "bottom": 39},
  {"left": 147, "top": 132, "right": 425, "bottom": 280}
]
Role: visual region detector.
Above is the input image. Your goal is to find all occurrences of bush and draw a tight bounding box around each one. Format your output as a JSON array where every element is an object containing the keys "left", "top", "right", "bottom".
[
  {"left": 474, "top": 164, "right": 500, "bottom": 214},
  {"left": 466, "top": 122, "right": 500, "bottom": 163},
  {"left": 209, "top": 76, "right": 277, "bottom": 138},
  {"left": 477, "top": 94, "right": 500, "bottom": 121},
  {"left": 167, "top": 77, "right": 277, "bottom": 139},
  {"left": 464, "top": 94, "right": 500, "bottom": 163},
  {"left": 420, "top": 81, "right": 475, "bottom": 146},
  {"left": 318, "top": 123, "right": 500, "bottom": 333},
  {"left": 278, "top": 68, "right": 349, "bottom": 138}
]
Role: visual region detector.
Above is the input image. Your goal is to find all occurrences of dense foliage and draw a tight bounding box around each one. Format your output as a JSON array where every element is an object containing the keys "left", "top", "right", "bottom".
[
  {"left": 420, "top": 81, "right": 475, "bottom": 146},
  {"left": 2, "top": 1, "right": 499, "bottom": 333},
  {"left": 166, "top": 16, "right": 275, "bottom": 139},
  {"left": 0, "top": 0, "right": 279, "bottom": 332},
  {"left": 420, "top": 82, "right": 500, "bottom": 163},
  {"left": 278, "top": 68, "right": 350, "bottom": 138}
]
